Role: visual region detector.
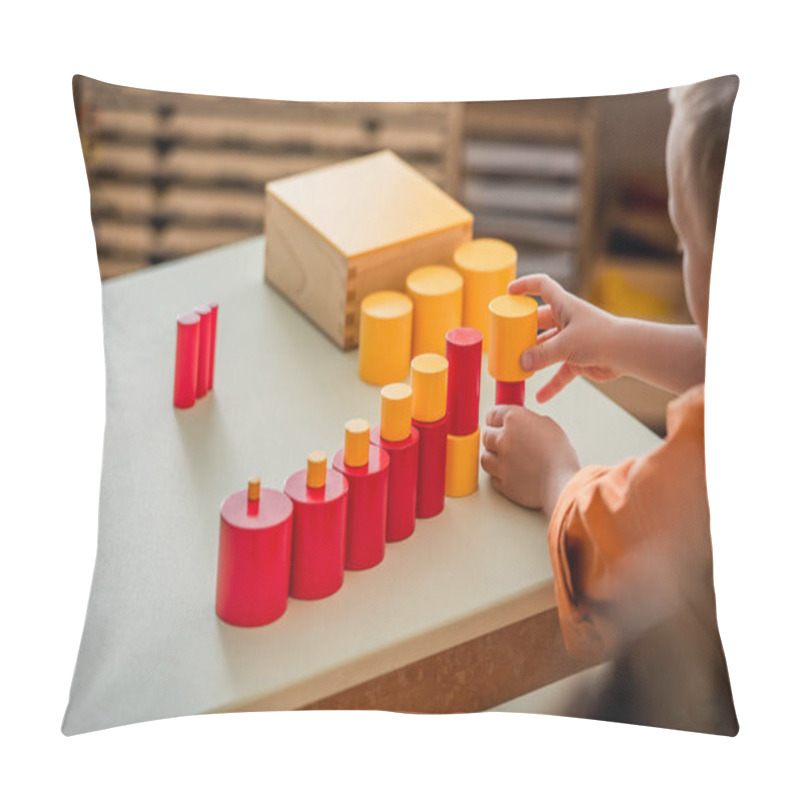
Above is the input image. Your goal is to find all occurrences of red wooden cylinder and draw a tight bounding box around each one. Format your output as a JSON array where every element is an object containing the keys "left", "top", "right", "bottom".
[
  {"left": 284, "top": 468, "right": 349, "bottom": 600},
  {"left": 216, "top": 487, "right": 293, "bottom": 627},
  {"left": 495, "top": 379, "right": 525, "bottom": 406},
  {"left": 208, "top": 302, "right": 218, "bottom": 390},
  {"left": 370, "top": 426, "right": 419, "bottom": 543},
  {"left": 194, "top": 304, "right": 213, "bottom": 398},
  {"left": 446, "top": 327, "right": 483, "bottom": 435},
  {"left": 332, "top": 444, "right": 389, "bottom": 570},
  {"left": 412, "top": 416, "right": 448, "bottom": 518},
  {"left": 173, "top": 311, "right": 200, "bottom": 409}
]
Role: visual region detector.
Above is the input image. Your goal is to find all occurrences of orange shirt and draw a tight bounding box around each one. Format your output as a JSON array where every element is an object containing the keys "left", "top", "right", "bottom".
[{"left": 548, "top": 384, "right": 720, "bottom": 663}]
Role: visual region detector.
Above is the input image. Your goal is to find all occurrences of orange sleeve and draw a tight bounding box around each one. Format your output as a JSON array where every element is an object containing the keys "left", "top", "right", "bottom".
[{"left": 548, "top": 386, "right": 712, "bottom": 663}]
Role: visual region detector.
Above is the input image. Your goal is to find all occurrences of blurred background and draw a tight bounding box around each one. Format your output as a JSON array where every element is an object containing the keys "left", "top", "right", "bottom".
[{"left": 74, "top": 76, "right": 686, "bottom": 434}]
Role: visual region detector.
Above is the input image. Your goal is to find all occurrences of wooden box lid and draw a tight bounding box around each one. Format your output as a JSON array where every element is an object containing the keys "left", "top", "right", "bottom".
[{"left": 266, "top": 150, "right": 472, "bottom": 258}]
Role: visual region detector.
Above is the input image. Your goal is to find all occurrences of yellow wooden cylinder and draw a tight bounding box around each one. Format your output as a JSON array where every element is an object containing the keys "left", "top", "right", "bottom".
[
  {"left": 344, "top": 419, "right": 370, "bottom": 468},
  {"left": 380, "top": 383, "right": 412, "bottom": 442},
  {"left": 247, "top": 478, "right": 261, "bottom": 502},
  {"left": 488, "top": 294, "right": 538, "bottom": 383},
  {"left": 358, "top": 291, "right": 413, "bottom": 386},
  {"left": 445, "top": 427, "right": 481, "bottom": 497},
  {"left": 405, "top": 266, "right": 463, "bottom": 358},
  {"left": 306, "top": 451, "right": 327, "bottom": 488},
  {"left": 453, "top": 238, "right": 517, "bottom": 352},
  {"left": 410, "top": 353, "right": 448, "bottom": 423}
]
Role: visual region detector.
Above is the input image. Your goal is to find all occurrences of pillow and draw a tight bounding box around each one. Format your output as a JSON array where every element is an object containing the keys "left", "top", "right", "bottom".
[{"left": 63, "top": 75, "right": 738, "bottom": 736}]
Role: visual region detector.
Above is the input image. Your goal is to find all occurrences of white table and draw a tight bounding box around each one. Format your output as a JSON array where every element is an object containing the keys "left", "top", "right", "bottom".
[{"left": 62, "top": 237, "right": 662, "bottom": 734}]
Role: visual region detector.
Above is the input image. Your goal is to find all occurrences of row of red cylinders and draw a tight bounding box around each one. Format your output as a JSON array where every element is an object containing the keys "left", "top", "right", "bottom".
[
  {"left": 216, "top": 327, "right": 484, "bottom": 627},
  {"left": 216, "top": 438, "right": 426, "bottom": 627}
]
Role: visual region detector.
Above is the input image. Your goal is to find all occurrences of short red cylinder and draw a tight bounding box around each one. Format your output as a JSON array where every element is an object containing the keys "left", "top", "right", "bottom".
[
  {"left": 173, "top": 311, "right": 200, "bottom": 409},
  {"left": 332, "top": 444, "right": 390, "bottom": 570},
  {"left": 216, "top": 487, "right": 293, "bottom": 627},
  {"left": 208, "top": 302, "right": 219, "bottom": 391},
  {"left": 446, "top": 327, "right": 483, "bottom": 435},
  {"left": 194, "top": 304, "right": 213, "bottom": 399},
  {"left": 284, "top": 468, "right": 349, "bottom": 600},
  {"left": 495, "top": 379, "right": 525, "bottom": 406},
  {"left": 412, "top": 416, "right": 448, "bottom": 518},
  {"left": 370, "top": 426, "right": 419, "bottom": 543}
]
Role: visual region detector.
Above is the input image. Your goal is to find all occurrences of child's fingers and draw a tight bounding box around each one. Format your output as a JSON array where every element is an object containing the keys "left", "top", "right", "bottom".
[
  {"left": 508, "top": 273, "right": 561, "bottom": 296},
  {"left": 537, "top": 305, "right": 556, "bottom": 331},
  {"left": 536, "top": 327, "right": 559, "bottom": 345},
  {"left": 485, "top": 404, "right": 513, "bottom": 429},
  {"left": 535, "top": 363, "right": 577, "bottom": 403},
  {"left": 480, "top": 449, "right": 502, "bottom": 479},
  {"left": 488, "top": 475, "right": 505, "bottom": 496},
  {"left": 482, "top": 425, "right": 502, "bottom": 454},
  {"left": 521, "top": 334, "right": 567, "bottom": 372},
  {"left": 508, "top": 274, "right": 567, "bottom": 314}
]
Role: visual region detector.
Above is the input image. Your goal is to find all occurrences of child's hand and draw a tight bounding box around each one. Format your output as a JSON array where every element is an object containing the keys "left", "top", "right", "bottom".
[
  {"left": 481, "top": 405, "right": 580, "bottom": 517},
  {"left": 508, "top": 274, "right": 621, "bottom": 403}
]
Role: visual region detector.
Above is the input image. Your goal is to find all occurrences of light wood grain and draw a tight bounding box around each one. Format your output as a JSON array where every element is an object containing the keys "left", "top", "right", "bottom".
[
  {"left": 264, "top": 194, "right": 350, "bottom": 346},
  {"left": 300, "top": 608, "right": 599, "bottom": 713},
  {"left": 264, "top": 151, "right": 472, "bottom": 349}
]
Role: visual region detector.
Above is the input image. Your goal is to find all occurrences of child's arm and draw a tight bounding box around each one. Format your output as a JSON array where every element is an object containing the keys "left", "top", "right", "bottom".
[
  {"left": 509, "top": 274, "right": 706, "bottom": 401},
  {"left": 482, "top": 385, "right": 713, "bottom": 666}
]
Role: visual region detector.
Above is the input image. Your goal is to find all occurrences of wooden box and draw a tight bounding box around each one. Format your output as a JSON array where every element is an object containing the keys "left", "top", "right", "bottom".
[{"left": 264, "top": 150, "right": 473, "bottom": 349}]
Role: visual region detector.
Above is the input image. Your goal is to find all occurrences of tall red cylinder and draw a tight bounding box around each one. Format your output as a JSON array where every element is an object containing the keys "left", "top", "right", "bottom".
[
  {"left": 445, "top": 327, "right": 483, "bottom": 435},
  {"left": 495, "top": 379, "right": 525, "bottom": 406},
  {"left": 216, "top": 484, "right": 293, "bottom": 627},
  {"left": 412, "top": 416, "right": 448, "bottom": 518},
  {"left": 207, "top": 302, "right": 219, "bottom": 390},
  {"left": 370, "top": 426, "right": 419, "bottom": 542},
  {"left": 332, "top": 444, "right": 389, "bottom": 570},
  {"left": 194, "top": 304, "right": 213, "bottom": 399},
  {"left": 284, "top": 468, "right": 348, "bottom": 599},
  {"left": 173, "top": 311, "right": 201, "bottom": 409}
]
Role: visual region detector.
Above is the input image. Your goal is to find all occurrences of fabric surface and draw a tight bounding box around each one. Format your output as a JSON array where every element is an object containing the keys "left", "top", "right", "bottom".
[{"left": 68, "top": 77, "right": 738, "bottom": 736}]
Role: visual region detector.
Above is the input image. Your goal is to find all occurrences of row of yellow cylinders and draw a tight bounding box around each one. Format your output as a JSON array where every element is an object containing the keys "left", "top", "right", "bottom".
[
  {"left": 359, "top": 237, "right": 537, "bottom": 386},
  {"left": 347, "top": 351, "right": 478, "bottom": 497},
  {"left": 344, "top": 360, "right": 448, "bottom": 455}
]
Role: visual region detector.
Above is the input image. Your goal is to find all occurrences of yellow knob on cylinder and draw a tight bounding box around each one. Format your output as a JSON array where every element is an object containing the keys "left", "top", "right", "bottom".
[
  {"left": 405, "top": 266, "right": 463, "bottom": 357},
  {"left": 306, "top": 451, "right": 328, "bottom": 489},
  {"left": 453, "top": 238, "right": 517, "bottom": 352},
  {"left": 380, "top": 383, "right": 412, "bottom": 442},
  {"left": 246, "top": 477, "right": 262, "bottom": 515},
  {"left": 488, "top": 294, "right": 538, "bottom": 383},
  {"left": 344, "top": 419, "right": 370, "bottom": 468},
  {"left": 410, "top": 354, "right": 448, "bottom": 423},
  {"left": 358, "top": 291, "right": 413, "bottom": 386}
]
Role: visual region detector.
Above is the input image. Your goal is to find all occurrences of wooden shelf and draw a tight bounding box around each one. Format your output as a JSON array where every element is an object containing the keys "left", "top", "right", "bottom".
[
  {"left": 460, "top": 98, "right": 598, "bottom": 295},
  {"left": 75, "top": 76, "right": 463, "bottom": 280},
  {"left": 76, "top": 79, "right": 598, "bottom": 289}
]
